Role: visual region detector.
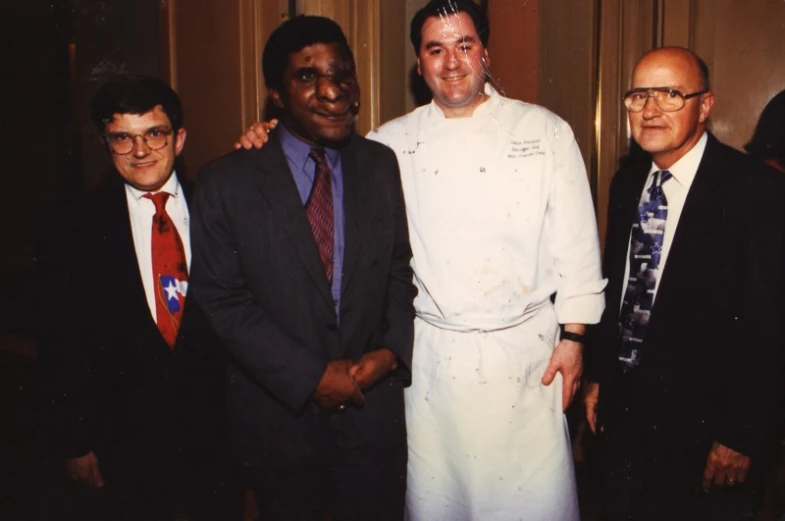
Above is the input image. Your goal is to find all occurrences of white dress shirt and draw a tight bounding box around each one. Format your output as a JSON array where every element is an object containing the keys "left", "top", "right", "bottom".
[
  {"left": 620, "top": 131, "right": 708, "bottom": 308},
  {"left": 125, "top": 173, "right": 191, "bottom": 322}
]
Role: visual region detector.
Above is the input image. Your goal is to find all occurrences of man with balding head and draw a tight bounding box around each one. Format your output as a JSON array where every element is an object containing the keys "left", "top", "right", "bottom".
[{"left": 585, "top": 47, "right": 785, "bottom": 520}]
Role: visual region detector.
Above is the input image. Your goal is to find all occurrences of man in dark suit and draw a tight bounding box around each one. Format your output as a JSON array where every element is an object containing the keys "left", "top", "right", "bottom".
[
  {"left": 38, "top": 76, "right": 237, "bottom": 520},
  {"left": 189, "top": 15, "right": 416, "bottom": 521},
  {"left": 584, "top": 46, "right": 785, "bottom": 520}
]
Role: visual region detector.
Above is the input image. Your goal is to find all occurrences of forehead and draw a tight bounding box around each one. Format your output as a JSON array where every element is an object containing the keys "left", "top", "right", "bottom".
[
  {"left": 286, "top": 42, "right": 353, "bottom": 70},
  {"left": 631, "top": 51, "right": 699, "bottom": 89},
  {"left": 421, "top": 11, "right": 480, "bottom": 46},
  {"left": 105, "top": 105, "right": 171, "bottom": 130}
]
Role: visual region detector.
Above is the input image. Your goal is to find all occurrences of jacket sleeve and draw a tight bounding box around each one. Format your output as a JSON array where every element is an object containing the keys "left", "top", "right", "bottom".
[
  {"left": 37, "top": 202, "right": 96, "bottom": 459},
  {"left": 376, "top": 147, "right": 416, "bottom": 375},
  {"left": 584, "top": 170, "right": 627, "bottom": 385},
  {"left": 715, "top": 166, "right": 785, "bottom": 457}
]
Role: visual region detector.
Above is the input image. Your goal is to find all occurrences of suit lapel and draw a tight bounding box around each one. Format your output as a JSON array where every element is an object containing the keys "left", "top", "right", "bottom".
[
  {"left": 98, "top": 178, "right": 166, "bottom": 343},
  {"left": 607, "top": 162, "right": 651, "bottom": 318},
  {"left": 340, "top": 139, "right": 368, "bottom": 297},
  {"left": 650, "top": 134, "right": 727, "bottom": 318},
  {"left": 250, "top": 132, "right": 335, "bottom": 309}
]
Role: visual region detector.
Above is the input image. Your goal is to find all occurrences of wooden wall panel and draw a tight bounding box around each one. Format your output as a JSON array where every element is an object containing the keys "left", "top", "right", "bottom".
[
  {"left": 659, "top": 0, "right": 694, "bottom": 48},
  {"left": 163, "top": 0, "right": 243, "bottom": 177},
  {"left": 537, "top": 0, "right": 596, "bottom": 183},
  {"left": 487, "top": 0, "right": 538, "bottom": 104},
  {"left": 379, "top": 1, "right": 409, "bottom": 125},
  {"left": 692, "top": 0, "right": 785, "bottom": 152},
  {"left": 595, "top": 0, "right": 658, "bottom": 247},
  {"left": 404, "top": 0, "right": 430, "bottom": 113},
  {"left": 162, "top": 0, "right": 289, "bottom": 176}
]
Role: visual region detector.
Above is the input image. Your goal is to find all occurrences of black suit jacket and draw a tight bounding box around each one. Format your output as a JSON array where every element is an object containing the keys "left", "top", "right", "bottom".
[
  {"left": 190, "top": 130, "right": 416, "bottom": 469},
  {"left": 587, "top": 133, "right": 785, "bottom": 464},
  {"left": 38, "top": 175, "right": 226, "bottom": 466}
]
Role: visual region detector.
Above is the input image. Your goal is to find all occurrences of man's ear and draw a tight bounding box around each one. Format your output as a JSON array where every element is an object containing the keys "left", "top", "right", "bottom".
[
  {"left": 416, "top": 58, "right": 422, "bottom": 76},
  {"left": 174, "top": 128, "right": 187, "bottom": 156},
  {"left": 270, "top": 89, "right": 284, "bottom": 109},
  {"left": 698, "top": 91, "right": 715, "bottom": 124}
]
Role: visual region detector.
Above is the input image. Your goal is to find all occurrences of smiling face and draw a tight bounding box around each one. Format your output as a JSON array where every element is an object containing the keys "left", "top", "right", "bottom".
[
  {"left": 416, "top": 11, "right": 490, "bottom": 118},
  {"left": 629, "top": 48, "right": 714, "bottom": 170},
  {"left": 271, "top": 42, "right": 359, "bottom": 147},
  {"left": 104, "top": 105, "right": 186, "bottom": 192}
]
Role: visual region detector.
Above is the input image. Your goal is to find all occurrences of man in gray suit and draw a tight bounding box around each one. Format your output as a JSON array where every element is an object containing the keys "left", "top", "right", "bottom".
[{"left": 190, "top": 15, "right": 416, "bottom": 521}]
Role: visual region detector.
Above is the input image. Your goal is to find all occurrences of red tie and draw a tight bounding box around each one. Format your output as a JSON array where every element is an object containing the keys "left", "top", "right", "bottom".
[
  {"left": 306, "top": 148, "right": 335, "bottom": 283},
  {"left": 143, "top": 191, "right": 188, "bottom": 348}
]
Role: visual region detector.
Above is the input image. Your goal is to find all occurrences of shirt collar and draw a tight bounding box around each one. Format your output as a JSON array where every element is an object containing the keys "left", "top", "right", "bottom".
[
  {"left": 647, "top": 131, "right": 708, "bottom": 188},
  {"left": 125, "top": 171, "right": 182, "bottom": 201},
  {"left": 279, "top": 124, "right": 341, "bottom": 170}
]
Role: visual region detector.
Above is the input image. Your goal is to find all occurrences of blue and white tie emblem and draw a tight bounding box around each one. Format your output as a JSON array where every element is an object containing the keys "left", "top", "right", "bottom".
[{"left": 159, "top": 275, "right": 188, "bottom": 312}]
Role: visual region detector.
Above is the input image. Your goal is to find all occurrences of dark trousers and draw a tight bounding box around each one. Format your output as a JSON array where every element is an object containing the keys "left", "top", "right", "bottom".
[
  {"left": 595, "top": 374, "right": 765, "bottom": 521},
  {"left": 46, "top": 450, "right": 244, "bottom": 521},
  {"left": 243, "top": 409, "right": 407, "bottom": 521}
]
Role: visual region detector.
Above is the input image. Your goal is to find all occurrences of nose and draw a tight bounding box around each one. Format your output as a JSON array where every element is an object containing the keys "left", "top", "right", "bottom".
[
  {"left": 444, "top": 49, "right": 460, "bottom": 69},
  {"left": 131, "top": 135, "right": 152, "bottom": 156},
  {"left": 316, "top": 75, "right": 347, "bottom": 105},
  {"left": 641, "top": 94, "right": 661, "bottom": 119}
]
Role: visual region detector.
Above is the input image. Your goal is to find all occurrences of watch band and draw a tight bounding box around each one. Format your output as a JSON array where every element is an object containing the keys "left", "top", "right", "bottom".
[{"left": 560, "top": 330, "right": 586, "bottom": 344}]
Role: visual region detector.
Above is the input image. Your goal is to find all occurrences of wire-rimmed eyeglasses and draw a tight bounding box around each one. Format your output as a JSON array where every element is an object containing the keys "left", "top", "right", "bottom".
[
  {"left": 104, "top": 127, "right": 174, "bottom": 155},
  {"left": 623, "top": 87, "right": 708, "bottom": 113}
]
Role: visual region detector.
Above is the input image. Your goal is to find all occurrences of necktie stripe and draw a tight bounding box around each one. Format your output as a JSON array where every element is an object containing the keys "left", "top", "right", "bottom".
[{"left": 306, "top": 148, "right": 335, "bottom": 283}]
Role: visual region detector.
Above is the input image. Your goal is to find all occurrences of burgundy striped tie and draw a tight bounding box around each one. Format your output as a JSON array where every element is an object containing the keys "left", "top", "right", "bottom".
[{"left": 306, "top": 148, "right": 334, "bottom": 283}]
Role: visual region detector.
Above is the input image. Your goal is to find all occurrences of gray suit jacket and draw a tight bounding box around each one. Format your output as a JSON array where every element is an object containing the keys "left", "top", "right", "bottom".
[{"left": 190, "top": 129, "right": 416, "bottom": 469}]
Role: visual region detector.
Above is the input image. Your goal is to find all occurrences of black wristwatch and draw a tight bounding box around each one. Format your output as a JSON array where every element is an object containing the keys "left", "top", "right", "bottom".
[{"left": 560, "top": 329, "right": 585, "bottom": 344}]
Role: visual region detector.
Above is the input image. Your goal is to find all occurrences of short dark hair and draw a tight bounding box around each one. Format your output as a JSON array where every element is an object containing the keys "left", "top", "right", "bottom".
[
  {"left": 696, "top": 55, "right": 711, "bottom": 91},
  {"left": 90, "top": 75, "right": 184, "bottom": 134},
  {"left": 745, "top": 90, "right": 785, "bottom": 163},
  {"left": 410, "top": 0, "right": 490, "bottom": 55},
  {"left": 262, "top": 15, "right": 354, "bottom": 91}
]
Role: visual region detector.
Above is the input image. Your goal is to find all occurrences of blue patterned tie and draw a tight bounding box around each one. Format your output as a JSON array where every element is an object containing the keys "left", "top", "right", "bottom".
[{"left": 618, "top": 170, "right": 672, "bottom": 371}]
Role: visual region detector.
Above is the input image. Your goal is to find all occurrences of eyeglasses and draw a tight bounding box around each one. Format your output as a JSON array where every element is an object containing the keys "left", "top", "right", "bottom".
[
  {"left": 104, "top": 127, "right": 174, "bottom": 155},
  {"left": 623, "top": 87, "right": 708, "bottom": 113}
]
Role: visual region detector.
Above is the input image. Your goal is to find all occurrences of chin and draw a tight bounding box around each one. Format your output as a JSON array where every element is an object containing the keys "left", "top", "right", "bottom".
[{"left": 314, "top": 130, "right": 353, "bottom": 148}]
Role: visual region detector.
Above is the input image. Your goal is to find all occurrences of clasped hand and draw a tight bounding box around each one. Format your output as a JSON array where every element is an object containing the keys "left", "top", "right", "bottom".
[{"left": 312, "top": 349, "right": 398, "bottom": 410}]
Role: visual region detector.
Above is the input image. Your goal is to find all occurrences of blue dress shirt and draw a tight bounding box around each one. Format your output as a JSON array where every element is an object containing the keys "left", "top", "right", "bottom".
[{"left": 279, "top": 125, "right": 345, "bottom": 318}]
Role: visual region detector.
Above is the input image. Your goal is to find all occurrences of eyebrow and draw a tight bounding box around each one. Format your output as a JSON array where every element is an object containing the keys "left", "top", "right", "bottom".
[
  {"left": 106, "top": 125, "right": 170, "bottom": 135},
  {"left": 424, "top": 35, "right": 476, "bottom": 50},
  {"left": 293, "top": 66, "right": 317, "bottom": 74}
]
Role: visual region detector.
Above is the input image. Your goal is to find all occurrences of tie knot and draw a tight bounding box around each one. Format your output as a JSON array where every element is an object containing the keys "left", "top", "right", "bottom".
[
  {"left": 655, "top": 170, "right": 672, "bottom": 187},
  {"left": 143, "top": 191, "right": 171, "bottom": 213},
  {"left": 309, "top": 147, "right": 327, "bottom": 166}
]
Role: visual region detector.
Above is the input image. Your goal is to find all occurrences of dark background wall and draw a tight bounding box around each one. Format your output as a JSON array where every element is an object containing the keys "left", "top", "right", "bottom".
[{"left": 0, "top": 0, "right": 160, "bottom": 338}]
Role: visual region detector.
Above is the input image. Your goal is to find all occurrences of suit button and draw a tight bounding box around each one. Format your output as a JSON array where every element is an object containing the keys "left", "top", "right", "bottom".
[{"left": 327, "top": 323, "right": 337, "bottom": 332}]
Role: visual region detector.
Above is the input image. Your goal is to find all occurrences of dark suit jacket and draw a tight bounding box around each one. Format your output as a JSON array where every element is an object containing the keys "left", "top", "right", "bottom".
[
  {"left": 587, "top": 133, "right": 785, "bottom": 469},
  {"left": 37, "top": 175, "right": 226, "bottom": 467},
  {"left": 189, "top": 130, "right": 416, "bottom": 470}
]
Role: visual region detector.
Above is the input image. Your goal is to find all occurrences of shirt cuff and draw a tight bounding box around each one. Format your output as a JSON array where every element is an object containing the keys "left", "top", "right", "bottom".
[{"left": 554, "top": 279, "right": 607, "bottom": 325}]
